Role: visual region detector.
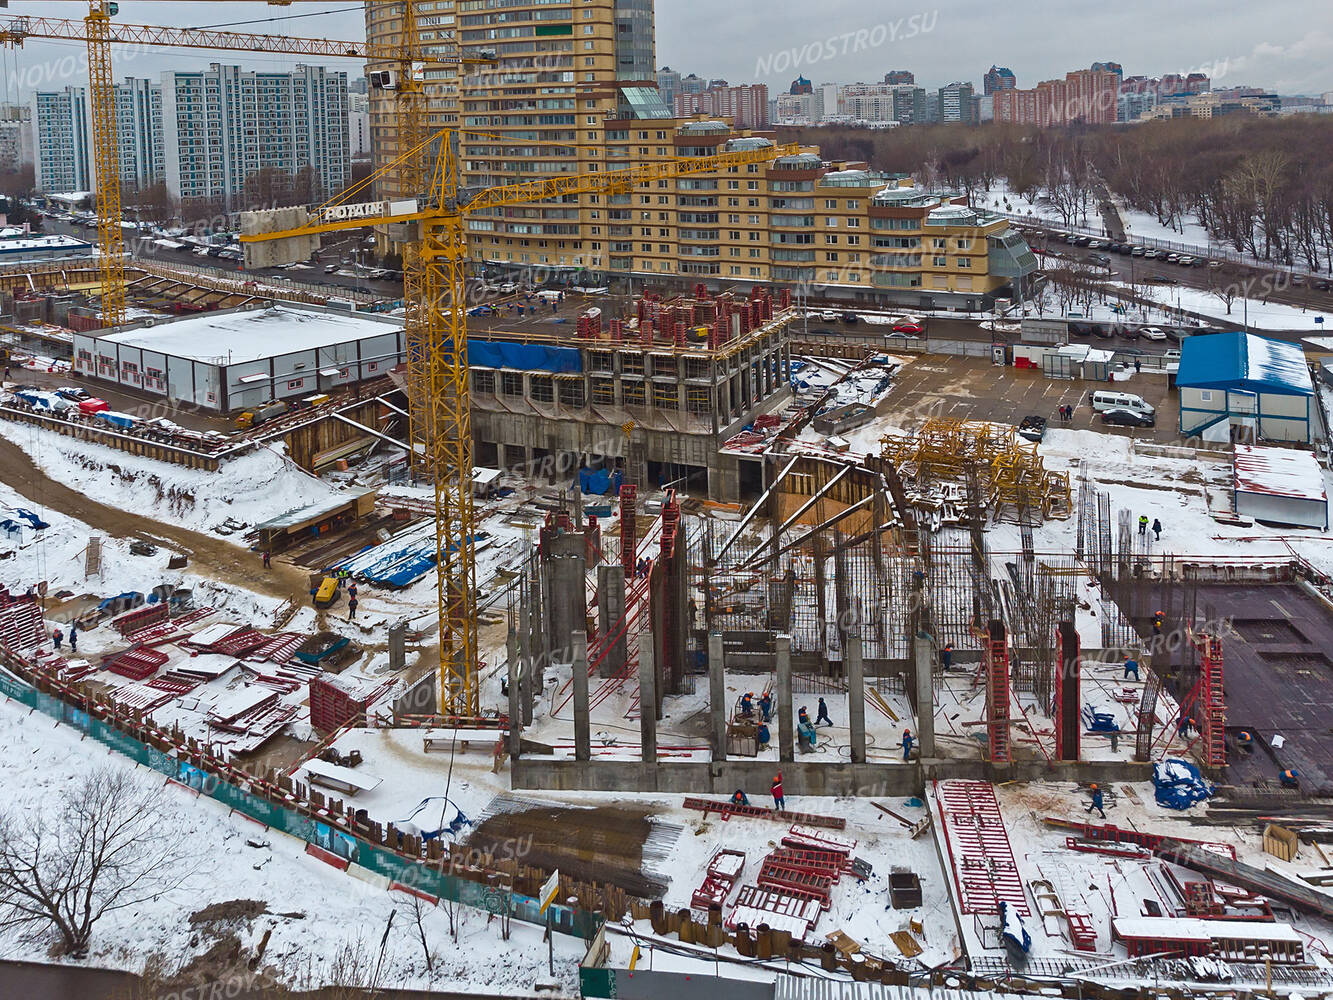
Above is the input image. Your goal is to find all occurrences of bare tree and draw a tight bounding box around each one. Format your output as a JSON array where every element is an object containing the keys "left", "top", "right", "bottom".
[
  {"left": 0, "top": 768, "right": 193, "bottom": 956},
  {"left": 1208, "top": 261, "right": 1246, "bottom": 315}
]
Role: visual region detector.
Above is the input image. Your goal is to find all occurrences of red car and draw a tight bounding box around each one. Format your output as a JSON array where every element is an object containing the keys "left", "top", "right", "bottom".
[
  {"left": 892, "top": 318, "right": 925, "bottom": 335},
  {"left": 77, "top": 397, "right": 110, "bottom": 415}
]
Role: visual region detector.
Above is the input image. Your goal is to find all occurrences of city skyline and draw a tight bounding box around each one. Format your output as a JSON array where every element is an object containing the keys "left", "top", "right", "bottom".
[{"left": 0, "top": 1, "right": 1327, "bottom": 102}]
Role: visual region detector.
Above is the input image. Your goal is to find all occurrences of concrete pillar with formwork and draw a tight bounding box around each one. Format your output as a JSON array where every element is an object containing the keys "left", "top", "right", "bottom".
[
  {"left": 912, "top": 631, "right": 936, "bottom": 758},
  {"left": 776, "top": 633, "right": 794, "bottom": 763},
  {"left": 638, "top": 630, "right": 657, "bottom": 763},
  {"left": 597, "top": 563, "right": 627, "bottom": 678},
  {"left": 545, "top": 541, "right": 587, "bottom": 661},
  {"left": 525, "top": 553, "right": 544, "bottom": 725},
  {"left": 388, "top": 621, "right": 407, "bottom": 672},
  {"left": 571, "top": 630, "right": 591, "bottom": 762},
  {"left": 507, "top": 619, "right": 522, "bottom": 758},
  {"left": 847, "top": 629, "right": 866, "bottom": 764},
  {"left": 709, "top": 631, "right": 727, "bottom": 760}
]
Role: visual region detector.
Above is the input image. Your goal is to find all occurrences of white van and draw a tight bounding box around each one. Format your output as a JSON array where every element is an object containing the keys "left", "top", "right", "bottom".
[{"left": 1089, "top": 390, "right": 1155, "bottom": 417}]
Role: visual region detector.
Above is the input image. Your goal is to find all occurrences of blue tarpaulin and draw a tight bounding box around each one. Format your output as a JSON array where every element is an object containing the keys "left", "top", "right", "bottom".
[
  {"left": 1153, "top": 758, "right": 1215, "bottom": 810},
  {"left": 578, "top": 467, "right": 611, "bottom": 495},
  {"left": 1, "top": 507, "right": 48, "bottom": 531},
  {"left": 468, "top": 341, "right": 583, "bottom": 374}
]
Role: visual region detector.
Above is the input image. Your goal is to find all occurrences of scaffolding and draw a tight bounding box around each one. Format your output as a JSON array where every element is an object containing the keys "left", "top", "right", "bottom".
[{"left": 880, "top": 419, "right": 1071, "bottom": 527}]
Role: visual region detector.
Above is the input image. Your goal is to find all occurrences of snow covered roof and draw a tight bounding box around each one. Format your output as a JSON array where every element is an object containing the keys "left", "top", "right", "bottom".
[
  {"left": 1177, "top": 331, "right": 1313, "bottom": 396},
  {"left": 1233, "top": 445, "right": 1327, "bottom": 502},
  {"left": 1112, "top": 916, "right": 1304, "bottom": 943},
  {"left": 94, "top": 304, "right": 401, "bottom": 365},
  {"left": 255, "top": 487, "right": 377, "bottom": 534},
  {"left": 0, "top": 234, "right": 93, "bottom": 254}
]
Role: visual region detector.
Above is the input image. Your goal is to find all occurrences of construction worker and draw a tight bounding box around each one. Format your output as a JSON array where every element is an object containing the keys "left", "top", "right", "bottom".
[
  {"left": 261, "top": 550, "right": 271, "bottom": 570},
  {"left": 347, "top": 597, "right": 358, "bottom": 622},
  {"left": 1152, "top": 518, "right": 1162, "bottom": 541},
  {"left": 739, "top": 692, "right": 754, "bottom": 719},
  {"left": 816, "top": 697, "right": 832, "bottom": 727},
  {"left": 1280, "top": 768, "right": 1300, "bottom": 789},
  {"left": 758, "top": 691, "right": 772, "bottom": 723},
  {"left": 52, "top": 627, "right": 62, "bottom": 651},
  {"left": 1177, "top": 714, "right": 1195, "bottom": 739},
  {"left": 941, "top": 643, "right": 953, "bottom": 670},
  {"left": 730, "top": 788, "right": 749, "bottom": 808},
  {"left": 1123, "top": 655, "right": 1140, "bottom": 680},
  {"left": 1085, "top": 783, "right": 1106, "bottom": 819},
  {"left": 348, "top": 582, "right": 358, "bottom": 602},
  {"left": 901, "top": 728, "right": 915, "bottom": 761},
  {"left": 771, "top": 772, "right": 785, "bottom": 811},
  {"left": 68, "top": 626, "right": 77, "bottom": 653},
  {"left": 798, "top": 705, "right": 811, "bottom": 729},
  {"left": 757, "top": 722, "right": 770, "bottom": 750},
  {"left": 1237, "top": 730, "right": 1255, "bottom": 751},
  {"left": 1138, "top": 515, "right": 1149, "bottom": 537},
  {"left": 1153, "top": 611, "right": 1165, "bottom": 637}
]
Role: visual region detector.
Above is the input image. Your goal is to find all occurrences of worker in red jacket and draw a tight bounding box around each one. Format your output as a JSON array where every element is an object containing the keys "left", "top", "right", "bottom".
[{"left": 771, "top": 772, "right": 784, "bottom": 811}]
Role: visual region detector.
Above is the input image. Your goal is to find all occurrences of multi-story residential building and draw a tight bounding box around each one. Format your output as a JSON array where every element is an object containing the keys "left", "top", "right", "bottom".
[
  {"left": 680, "top": 73, "right": 708, "bottom": 96},
  {"left": 675, "top": 84, "right": 769, "bottom": 128},
  {"left": 161, "top": 63, "right": 349, "bottom": 213},
  {"left": 839, "top": 84, "right": 925, "bottom": 125},
  {"left": 349, "top": 92, "right": 372, "bottom": 159},
  {"left": 1142, "top": 91, "right": 1279, "bottom": 120},
  {"left": 0, "top": 104, "right": 33, "bottom": 174},
  {"left": 775, "top": 92, "right": 813, "bottom": 123},
  {"left": 1091, "top": 61, "right": 1123, "bottom": 83},
  {"left": 789, "top": 76, "right": 813, "bottom": 95},
  {"left": 112, "top": 78, "right": 165, "bottom": 193},
  {"left": 657, "top": 66, "right": 683, "bottom": 107},
  {"left": 983, "top": 66, "right": 1016, "bottom": 95},
  {"left": 994, "top": 67, "right": 1118, "bottom": 126},
  {"left": 33, "top": 81, "right": 162, "bottom": 196},
  {"left": 939, "top": 82, "right": 978, "bottom": 123},
  {"left": 32, "top": 87, "right": 93, "bottom": 193},
  {"left": 883, "top": 70, "right": 915, "bottom": 85}
]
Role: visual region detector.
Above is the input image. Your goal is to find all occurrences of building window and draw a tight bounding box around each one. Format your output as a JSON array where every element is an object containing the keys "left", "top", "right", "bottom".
[
  {"left": 933, "top": 256, "right": 948, "bottom": 267},
  {"left": 287, "top": 379, "right": 304, "bottom": 390},
  {"left": 501, "top": 372, "right": 524, "bottom": 397},
  {"left": 473, "top": 371, "right": 496, "bottom": 394}
]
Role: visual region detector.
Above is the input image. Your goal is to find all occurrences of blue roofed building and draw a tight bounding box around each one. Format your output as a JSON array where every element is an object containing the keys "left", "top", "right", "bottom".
[{"left": 1175, "top": 332, "right": 1316, "bottom": 444}]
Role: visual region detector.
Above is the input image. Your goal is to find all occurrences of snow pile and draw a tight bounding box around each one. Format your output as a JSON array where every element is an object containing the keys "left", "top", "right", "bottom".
[
  {"left": 0, "top": 422, "right": 339, "bottom": 537},
  {"left": 1153, "top": 758, "right": 1214, "bottom": 810}
]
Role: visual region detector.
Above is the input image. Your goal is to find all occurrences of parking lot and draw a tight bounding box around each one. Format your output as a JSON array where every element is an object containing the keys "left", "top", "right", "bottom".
[{"left": 873, "top": 355, "right": 1180, "bottom": 443}]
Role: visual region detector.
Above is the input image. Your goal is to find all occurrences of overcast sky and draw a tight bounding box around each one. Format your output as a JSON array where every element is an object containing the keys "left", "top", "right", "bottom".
[{"left": 1, "top": 1, "right": 1328, "bottom": 102}]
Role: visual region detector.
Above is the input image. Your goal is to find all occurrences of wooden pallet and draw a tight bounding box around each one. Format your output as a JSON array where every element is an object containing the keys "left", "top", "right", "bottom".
[
  {"left": 889, "top": 930, "right": 923, "bottom": 957},
  {"left": 682, "top": 797, "right": 846, "bottom": 830}
]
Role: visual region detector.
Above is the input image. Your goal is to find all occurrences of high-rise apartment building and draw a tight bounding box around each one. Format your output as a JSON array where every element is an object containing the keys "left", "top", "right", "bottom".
[
  {"left": 657, "top": 66, "right": 683, "bottom": 107},
  {"left": 839, "top": 84, "right": 926, "bottom": 125},
  {"left": 883, "top": 70, "right": 915, "bottom": 85},
  {"left": 674, "top": 84, "right": 769, "bottom": 128},
  {"left": 0, "top": 104, "right": 34, "bottom": 175},
  {"left": 112, "top": 78, "right": 165, "bottom": 193},
  {"left": 32, "top": 87, "right": 93, "bottom": 193},
  {"left": 994, "top": 67, "right": 1118, "bottom": 126},
  {"left": 939, "top": 82, "right": 978, "bottom": 123},
  {"left": 349, "top": 92, "right": 372, "bottom": 159},
  {"left": 161, "top": 63, "right": 349, "bottom": 213},
  {"left": 983, "top": 66, "right": 1016, "bottom": 95}
]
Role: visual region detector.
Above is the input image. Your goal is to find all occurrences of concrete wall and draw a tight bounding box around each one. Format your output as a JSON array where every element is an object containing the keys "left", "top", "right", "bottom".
[{"left": 511, "top": 756, "right": 1152, "bottom": 796}]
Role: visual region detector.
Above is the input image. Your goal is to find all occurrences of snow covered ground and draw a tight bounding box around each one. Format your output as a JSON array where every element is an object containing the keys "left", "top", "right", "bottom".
[
  {"left": 0, "top": 692, "right": 587, "bottom": 995},
  {"left": 1108, "top": 280, "right": 1331, "bottom": 331},
  {"left": 0, "top": 420, "right": 339, "bottom": 539}
]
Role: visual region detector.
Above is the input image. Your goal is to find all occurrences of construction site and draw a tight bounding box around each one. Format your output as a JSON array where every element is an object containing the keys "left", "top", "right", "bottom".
[{"left": 0, "top": 4, "right": 1332, "bottom": 1000}]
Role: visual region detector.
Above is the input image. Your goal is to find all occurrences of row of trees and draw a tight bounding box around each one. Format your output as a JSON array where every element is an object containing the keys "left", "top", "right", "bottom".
[{"left": 782, "top": 116, "right": 1333, "bottom": 272}]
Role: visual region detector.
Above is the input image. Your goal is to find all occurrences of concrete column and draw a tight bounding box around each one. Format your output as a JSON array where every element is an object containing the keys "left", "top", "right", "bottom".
[
  {"left": 913, "top": 632, "right": 936, "bottom": 759},
  {"left": 596, "top": 563, "right": 626, "bottom": 678},
  {"left": 708, "top": 631, "right": 727, "bottom": 761},
  {"left": 573, "top": 483, "right": 584, "bottom": 529},
  {"left": 524, "top": 565, "right": 542, "bottom": 726},
  {"left": 638, "top": 630, "right": 657, "bottom": 763},
  {"left": 571, "top": 630, "right": 590, "bottom": 762},
  {"left": 507, "top": 620, "right": 522, "bottom": 758},
  {"left": 776, "top": 633, "right": 794, "bottom": 764},
  {"left": 847, "top": 630, "right": 866, "bottom": 764}
]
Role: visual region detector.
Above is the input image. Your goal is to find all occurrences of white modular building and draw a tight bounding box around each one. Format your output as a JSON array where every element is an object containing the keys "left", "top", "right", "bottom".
[{"left": 70, "top": 303, "right": 403, "bottom": 413}]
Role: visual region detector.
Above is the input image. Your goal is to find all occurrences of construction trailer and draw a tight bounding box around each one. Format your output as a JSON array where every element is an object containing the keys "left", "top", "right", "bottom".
[{"left": 254, "top": 489, "right": 379, "bottom": 555}]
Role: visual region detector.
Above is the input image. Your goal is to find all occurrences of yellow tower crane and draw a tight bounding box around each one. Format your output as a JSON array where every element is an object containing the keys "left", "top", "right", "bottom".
[
  {"left": 242, "top": 135, "right": 800, "bottom": 716},
  {"left": 0, "top": 2, "right": 477, "bottom": 329}
]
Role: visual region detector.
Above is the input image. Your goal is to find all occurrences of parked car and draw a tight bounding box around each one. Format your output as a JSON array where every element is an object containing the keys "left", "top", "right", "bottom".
[
  {"left": 1313, "top": 278, "right": 1331, "bottom": 291},
  {"left": 1121, "top": 326, "right": 1141, "bottom": 340},
  {"left": 1139, "top": 326, "right": 1168, "bottom": 341},
  {"left": 1165, "top": 254, "right": 1180, "bottom": 264},
  {"left": 840, "top": 312, "right": 860, "bottom": 324},
  {"left": 1130, "top": 246, "right": 1146, "bottom": 256},
  {"left": 1146, "top": 275, "right": 1178, "bottom": 284},
  {"left": 1208, "top": 260, "right": 1223, "bottom": 269},
  {"left": 1091, "top": 325, "right": 1115, "bottom": 339},
  {"left": 817, "top": 309, "right": 839, "bottom": 321},
  {"left": 1089, "top": 253, "right": 1111, "bottom": 267},
  {"left": 1101, "top": 407, "right": 1155, "bottom": 428},
  {"left": 499, "top": 281, "right": 518, "bottom": 293},
  {"left": 324, "top": 263, "right": 340, "bottom": 274},
  {"left": 1291, "top": 274, "right": 1305, "bottom": 287},
  {"left": 1163, "top": 349, "right": 1181, "bottom": 364},
  {"left": 1017, "top": 415, "right": 1048, "bottom": 442},
  {"left": 1177, "top": 255, "right": 1197, "bottom": 266},
  {"left": 1089, "top": 390, "right": 1155, "bottom": 418},
  {"left": 892, "top": 317, "right": 925, "bottom": 335},
  {"left": 54, "top": 386, "right": 91, "bottom": 402}
]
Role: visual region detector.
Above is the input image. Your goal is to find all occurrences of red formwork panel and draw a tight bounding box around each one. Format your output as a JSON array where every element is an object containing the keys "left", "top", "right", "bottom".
[{"left": 934, "top": 779, "right": 1030, "bottom": 916}]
